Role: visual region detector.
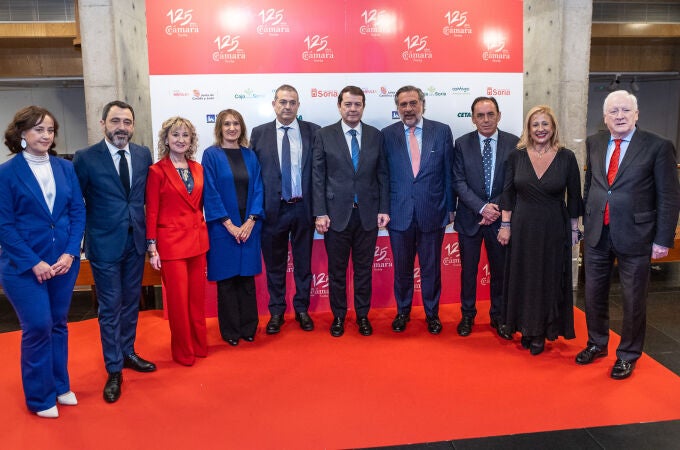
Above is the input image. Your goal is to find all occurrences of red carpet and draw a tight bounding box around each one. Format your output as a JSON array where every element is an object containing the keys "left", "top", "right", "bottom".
[{"left": 1, "top": 302, "right": 679, "bottom": 449}]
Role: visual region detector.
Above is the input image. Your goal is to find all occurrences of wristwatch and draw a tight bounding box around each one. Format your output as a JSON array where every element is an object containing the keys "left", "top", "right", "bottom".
[{"left": 248, "top": 214, "right": 258, "bottom": 222}]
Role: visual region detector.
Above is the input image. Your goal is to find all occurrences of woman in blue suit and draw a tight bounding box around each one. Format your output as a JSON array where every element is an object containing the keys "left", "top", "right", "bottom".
[
  {"left": 0, "top": 106, "right": 86, "bottom": 418},
  {"left": 202, "top": 109, "right": 264, "bottom": 346}
]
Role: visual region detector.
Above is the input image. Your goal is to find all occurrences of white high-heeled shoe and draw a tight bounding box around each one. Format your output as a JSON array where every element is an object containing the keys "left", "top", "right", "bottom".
[
  {"left": 36, "top": 405, "right": 59, "bottom": 418},
  {"left": 57, "top": 391, "right": 78, "bottom": 406}
]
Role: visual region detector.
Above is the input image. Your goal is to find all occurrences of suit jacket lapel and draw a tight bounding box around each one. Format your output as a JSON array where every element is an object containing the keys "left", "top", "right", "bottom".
[
  {"left": 612, "top": 130, "right": 643, "bottom": 185},
  {"left": 50, "top": 157, "right": 68, "bottom": 218},
  {"left": 14, "top": 154, "right": 52, "bottom": 217},
  {"left": 97, "top": 140, "right": 127, "bottom": 197},
  {"left": 334, "top": 121, "right": 354, "bottom": 171},
  {"left": 159, "top": 157, "right": 198, "bottom": 210},
  {"left": 130, "top": 145, "right": 146, "bottom": 195},
  {"left": 492, "top": 133, "right": 509, "bottom": 194},
  {"left": 418, "top": 119, "right": 434, "bottom": 173},
  {"left": 300, "top": 121, "right": 312, "bottom": 175},
  {"left": 267, "top": 121, "right": 282, "bottom": 172}
]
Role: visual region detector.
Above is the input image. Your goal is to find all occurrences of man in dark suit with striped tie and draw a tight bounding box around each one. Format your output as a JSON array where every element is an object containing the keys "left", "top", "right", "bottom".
[
  {"left": 251, "top": 85, "right": 320, "bottom": 334},
  {"left": 381, "top": 85, "right": 455, "bottom": 334},
  {"left": 452, "top": 97, "right": 519, "bottom": 339}
]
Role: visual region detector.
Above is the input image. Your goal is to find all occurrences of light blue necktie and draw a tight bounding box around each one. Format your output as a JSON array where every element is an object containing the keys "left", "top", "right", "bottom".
[
  {"left": 482, "top": 138, "right": 492, "bottom": 199},
  {"left": 349, "top": 129, "right": 359, "bottom": 171}
]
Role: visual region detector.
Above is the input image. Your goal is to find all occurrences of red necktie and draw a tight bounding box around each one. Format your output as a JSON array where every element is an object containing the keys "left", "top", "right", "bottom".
[{"left": 603, "top": 138, "right": 622, "bottom": 225}]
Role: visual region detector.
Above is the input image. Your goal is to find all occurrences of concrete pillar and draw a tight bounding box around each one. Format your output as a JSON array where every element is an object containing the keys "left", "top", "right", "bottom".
[
  {"left": 78, "top": 0, "right": 152, "bottom": 148},
  {"left": 523, "top": 0, "right": 593, "bottom": 287}
]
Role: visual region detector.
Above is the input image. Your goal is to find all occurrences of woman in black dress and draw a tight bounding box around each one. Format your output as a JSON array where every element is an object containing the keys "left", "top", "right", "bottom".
[{"left": 497, "top": 105, "right": 583, "bottom": 355}]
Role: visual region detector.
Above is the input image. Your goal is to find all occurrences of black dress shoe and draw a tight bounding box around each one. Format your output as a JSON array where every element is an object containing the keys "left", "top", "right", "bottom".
[
  {"left": 226, "top": 338, "right": 239, "bottom": 346},
  {"left": 391, "top": 313, "right": 410, "bottom": 332},
  {"left": 103, "top": 372, "right": 122, "bottom": 403},
  {"left": 457, "top": 316, "right": 473, "bottom": 336},
  {"left": 330, "top": 317, "right": 344, "bottom": 337},
  {"left": 490, "top": 319, "right": 513, "bottom": 340},
  {"left": 295, "top": 312, "right": 314, "bottom": 331},
  {"left": 356, "top": 316, "right": 373, "bottom": 336},
  {"left": 123, "top": 353, "right": 157, "bottom": 372},
  {"left": 426, "top": 315, "right": 442, "bottom": 335},
  {"left": 242, "top": 336, "right": 255, "bottom": 342},
  {"left": 521, "top": 335, "right": 531, "bottom": 349},
  {"left": 529, "top": 337, "right": 545, "bottom": 356},
  {"left": 266, "top": 314, "right": 284, "bottom": 334},
  {"left": 575, "top": 345, "right": 608, "bottom": 365},
  {"left": 611, "top": 359, "right": 636, "bottom": 379}
]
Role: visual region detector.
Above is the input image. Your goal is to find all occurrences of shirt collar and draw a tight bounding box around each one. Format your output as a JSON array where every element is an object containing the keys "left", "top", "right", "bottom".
[
  {"left": 105, "top": 139, "right": 130, "bottom": 157},
  {"left": 276, "top": 118, "right": 299, "bottom": 131},
  {"left": 477, "top": 130, "right": 499, "bottom": 143},
  {"left": 341, "top": 121, "right": 362, "bottom": 135},
  {"left": 403, "top": 118, "right": 424, "bottom": 131},
  {"left": 609, "top": 128, "right": 635, "bottom": 144}
]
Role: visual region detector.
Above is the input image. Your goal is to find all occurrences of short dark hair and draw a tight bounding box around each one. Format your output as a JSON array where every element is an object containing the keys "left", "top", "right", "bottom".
[
  {"left": 470, "top": 96, "right": 500, "bottom": 114},
  {"left": 274, "top": 84, "right": 299, "bottom": 100},
  {"left": 394, "top": 85, "right": 425, "bottom": 105},
  {"left": 102, "top": 100, "right": 135, "bottom": 122},
  {"left": 337, "top": 86, "right": 365, "bottom": 106},
  {"left": 4, "top": 106, "right": 59, "bottom": 155}
]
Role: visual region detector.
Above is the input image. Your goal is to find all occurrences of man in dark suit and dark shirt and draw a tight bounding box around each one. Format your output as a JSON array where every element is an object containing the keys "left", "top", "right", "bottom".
[
  {"left": 312, "top": 86, "right": 390, "bottom": 337},
  {"left": 381, "top": 85, "right": 455, "bottom": 334},
  {"left": 452, "top": 97, "right": 519, "bottom": 339},
  {"left": 73, "top": 101, "right": 156, "bottom": 404},
  {"left": 251, "top": 85, "right": 320, "bottom": 334},
  {"left": 576, "top": 90, "right": 679, "bottom": 379}
]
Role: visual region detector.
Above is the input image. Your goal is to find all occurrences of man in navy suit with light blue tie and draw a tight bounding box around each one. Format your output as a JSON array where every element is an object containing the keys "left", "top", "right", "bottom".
[
  {"left": 251, "top": 85, "right": 320, "bottom": 334},
  {"left": 452, "top": 96, "right": 518, "bottom": 339},
  {"left": 73, "top": 101, "right": 155, "bottom": 404},
  {"left": 382, "top": 85, "right": 455, "bottom": 334}
]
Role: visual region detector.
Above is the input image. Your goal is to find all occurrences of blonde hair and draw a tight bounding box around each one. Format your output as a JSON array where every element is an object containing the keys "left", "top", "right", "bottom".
[
  {"left": 157, "top": 116, "right": 198, "bottom": 160},
  {"left": 517, "top": 105, "right": 562, "bottom": 150}
]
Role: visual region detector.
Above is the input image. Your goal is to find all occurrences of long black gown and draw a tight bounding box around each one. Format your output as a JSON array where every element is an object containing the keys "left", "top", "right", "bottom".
[{"left": 500, "top": 147, "right": 583, "bottom": 340}]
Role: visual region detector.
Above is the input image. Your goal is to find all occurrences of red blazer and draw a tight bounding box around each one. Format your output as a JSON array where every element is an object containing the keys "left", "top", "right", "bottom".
[{"left": 146, "top": 157, "right": 209, "bottom": 260}]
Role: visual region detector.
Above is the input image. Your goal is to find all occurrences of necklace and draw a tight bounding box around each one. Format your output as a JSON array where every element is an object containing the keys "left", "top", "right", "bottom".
[{"left": 533, "top": 146, "right": 550, "bottom": 158}]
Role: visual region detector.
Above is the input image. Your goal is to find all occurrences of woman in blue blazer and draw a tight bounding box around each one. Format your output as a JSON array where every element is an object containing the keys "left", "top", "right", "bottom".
[
  {"left": 202, "top": 109, "right": 264, "bottom": 346},
  {"left": 0, "top": 106, "right": 86, "bottom": 418}
]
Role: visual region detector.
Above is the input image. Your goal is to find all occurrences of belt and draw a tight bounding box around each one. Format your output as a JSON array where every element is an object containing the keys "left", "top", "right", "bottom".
[{"left": 282, "top": 197, "right": 303, "bottom": 204}]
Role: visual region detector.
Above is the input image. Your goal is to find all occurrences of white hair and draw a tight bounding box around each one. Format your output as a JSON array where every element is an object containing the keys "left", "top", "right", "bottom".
[{"left": 603, "top": 90, "right": 638, "bottom": 115}]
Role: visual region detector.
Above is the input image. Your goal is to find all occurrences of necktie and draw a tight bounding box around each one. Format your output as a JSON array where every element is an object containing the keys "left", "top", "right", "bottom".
[
  {"left": 603, "top": 138, "right": 622, "bottom": 225},
  {"left": 281, "top": 126, "right": 292, "bottom": 201},
  {"left": 409, "top": 127, "right": 420, "bottom": 177},
  {"left": 482, "top": 138, "right": 493, "bottom": 199},
  {"left": 118, "top": 150, "right": 130, "bottom": 197},
  {"left": 349, "top": 129, "right": 359, "bottom": 172}
]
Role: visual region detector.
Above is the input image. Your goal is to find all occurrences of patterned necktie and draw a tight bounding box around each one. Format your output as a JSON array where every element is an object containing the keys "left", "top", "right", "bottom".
[
  {"left": 118, "top": 150, "right": 130, "bottom": 197},
  {"left": 482, "top": 138, "right": 493, "bottom": 199},
  {"left": 281, "top": 126, "right": 292, "bottom": 201},
  {"left": 349, "top": 129, "right": 359, "bottom": 171},
  {"left": 603, "top": 138, "right": 622, "bottom": 225},
  {"left": 409, "top": 127, "right": 420, "bottom": 177}
]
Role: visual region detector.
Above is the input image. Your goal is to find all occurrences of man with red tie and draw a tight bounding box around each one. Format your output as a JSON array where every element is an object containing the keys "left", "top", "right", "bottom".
[{"left": 577, "top": 90, "right": 680, "bottom": 379}]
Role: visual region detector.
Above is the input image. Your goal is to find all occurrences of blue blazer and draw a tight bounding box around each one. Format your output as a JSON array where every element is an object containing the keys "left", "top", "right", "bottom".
[
  {"left": 202, "top": 145, "right": 264, "bottom": 281},
  {"left": 452, "top": 129, "right": 520, "bottom": 236},
  {"left": 0, "top": 153, "right": 85, "bottom": 276},
  {"left": 250, "top": 119, "right": 320, "bottom": 224},
  {"left": 73, "top": 140, "right": 152, "bottom": 262},
  {"left": 382, "top": 118, "right": 454, "bottom": 232}
]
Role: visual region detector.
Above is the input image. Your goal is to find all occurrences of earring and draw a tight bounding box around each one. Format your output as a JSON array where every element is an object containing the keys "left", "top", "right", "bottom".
[{"left": 21, "top": 138, "right": 27, "bottom": 149}]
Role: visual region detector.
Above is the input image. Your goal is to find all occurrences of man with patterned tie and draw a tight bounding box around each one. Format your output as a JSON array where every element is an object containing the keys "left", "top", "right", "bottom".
[
  {"left": 577, "top": 90, "right": 679, "bottom": 379},
  {"left": 312, "top": 86, "right": 390, "bottom": 337},
  {"left": 382, "top": 86, "right": 455, "bottom": 334},
  {"left": 251, "top": 85, "right": 320, "bottom": 334},
  {"left": 73, "top": 101, "right": 155, "bottom": 403},
  {"left": 452, "top": 97, "right": 519, "bottom": 339}
]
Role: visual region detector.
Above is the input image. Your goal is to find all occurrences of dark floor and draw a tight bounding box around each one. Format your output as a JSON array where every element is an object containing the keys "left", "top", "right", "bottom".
[{"left": 1, "top": 264, "right": 679, "bottom": 449}]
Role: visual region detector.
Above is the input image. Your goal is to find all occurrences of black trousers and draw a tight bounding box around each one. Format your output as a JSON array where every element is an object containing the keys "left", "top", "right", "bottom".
[
  {"left": 584, "top": 225, "right": 650, "bottom": 361},
  {"left": 324, "top": 208, "right": 377, "bottom": 319},
  {"left": 261, "top": 200, "right": 314, "bottom": 316},
  {"left": 216, "top": 276, "right": 259, "bottom": 341}
]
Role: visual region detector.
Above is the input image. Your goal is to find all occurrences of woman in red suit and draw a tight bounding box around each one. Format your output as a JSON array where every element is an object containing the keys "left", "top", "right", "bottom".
[{"left": 146, "top": 117, "right": 209, "bottom": 366}]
